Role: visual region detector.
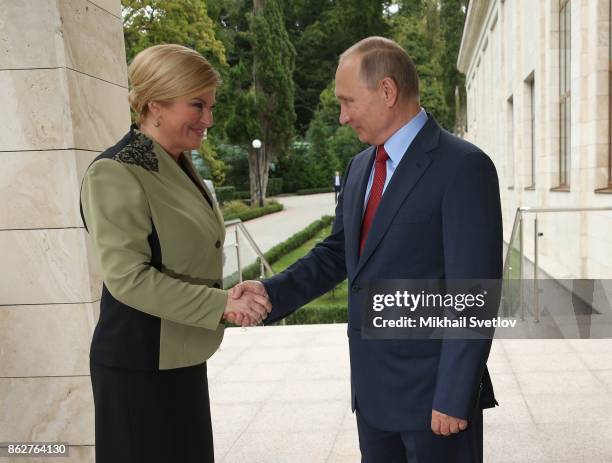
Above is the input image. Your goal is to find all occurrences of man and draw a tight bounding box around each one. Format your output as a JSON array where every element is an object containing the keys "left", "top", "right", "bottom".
[
  {"left": 333, "top": 170, "right": 342, "bottom": 203},
  {"left": 227, "top": 36, "right": 501, "bottom": 462}
]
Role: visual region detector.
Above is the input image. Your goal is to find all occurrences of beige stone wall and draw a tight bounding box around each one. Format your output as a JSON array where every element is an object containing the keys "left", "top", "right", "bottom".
[
  {"left": 458, "top": 0, "right": 612, "bottom": 280},
  {"left": 0, "top": 0, "right": 128, "bottom": 459}
]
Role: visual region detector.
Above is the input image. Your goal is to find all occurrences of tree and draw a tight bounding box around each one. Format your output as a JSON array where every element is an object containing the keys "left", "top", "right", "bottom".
[
  {"left": 122, "top": 0, "right": 226, "bottom": 68},
  {"left": 440, "top": 0, "right": 468, "bottom": 133},
  {"left": 287, "top": 0, "right": 390, "bottom": 133},
  {"left": 305, "top": 82, "right": 365, "bottom": 182},
  {"left": 198, "top": 136, "right": 227, "bottom": 185},
  {"left": 391, "top": 0, "right": 450, "bottom": 129},
  {"left": 249, "top": 0, "right": 297, "bottom": 206},
  {"left": 122, "top": 0, "right": 231, "bottom": 181}
]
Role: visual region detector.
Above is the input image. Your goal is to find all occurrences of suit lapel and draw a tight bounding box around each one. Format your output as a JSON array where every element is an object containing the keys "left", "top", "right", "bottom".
[
  {"left": 178, "top": 154, "right": 226, "bottom": 235},
  {"left": 353, "top": 116, "right": 440, "bottom": 278},
  {"left": 345, "top": 146, "right": 376, "bottom": 273}
]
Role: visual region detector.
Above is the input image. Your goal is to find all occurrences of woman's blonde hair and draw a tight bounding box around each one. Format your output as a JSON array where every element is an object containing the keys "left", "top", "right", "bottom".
[{"left": 128, "top": 44, "right": 221, "bottom": 123}]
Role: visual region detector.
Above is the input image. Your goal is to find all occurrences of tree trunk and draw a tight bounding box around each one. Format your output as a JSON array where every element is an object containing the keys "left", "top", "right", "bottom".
[
  {"left": 248, "top": 147, "right": 266, "bottom": 208},
  {"left": 251, "top": 0, "right": 270, "bottom": 208},
  {"left": 249, "top": 0, "right": 268, "bottom": 207}
]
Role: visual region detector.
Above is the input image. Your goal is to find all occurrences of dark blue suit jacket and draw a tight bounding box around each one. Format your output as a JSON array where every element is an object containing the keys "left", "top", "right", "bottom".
[{"left": 263, "top": 115, "right": 502, "bottom": 431}]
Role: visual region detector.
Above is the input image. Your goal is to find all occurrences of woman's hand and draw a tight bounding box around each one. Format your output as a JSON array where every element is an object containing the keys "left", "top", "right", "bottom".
[{"left": 223, "top": 286, "right": 271, "bottom": 327}]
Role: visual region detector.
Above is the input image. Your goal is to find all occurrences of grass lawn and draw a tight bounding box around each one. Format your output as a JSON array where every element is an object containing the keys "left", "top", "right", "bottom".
[{"left": 271, "top": 224, "right": 348, "bottom": 308}]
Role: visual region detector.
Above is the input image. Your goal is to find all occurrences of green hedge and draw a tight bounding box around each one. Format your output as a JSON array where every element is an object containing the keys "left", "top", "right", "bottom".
[
  {"left": 296, "top": 187, "right": 334, "bottom": 195},
  {"left": 266, "top": 178, "right": 283, "bottom": 196},
  {"left": 234, "top": 190, "right": 251, "bottom": 200},
  {"left": 224, "top": 215, "right": 334, "bottom": 288},
  {"left": 215, "top": 186, "right": 235, "bottom": 205},
  {"left": 223, "top": 201, "right": 283, "bottom": 222},
  {"left": 279, "top": 305, "right": 347, "bottom": 325}
]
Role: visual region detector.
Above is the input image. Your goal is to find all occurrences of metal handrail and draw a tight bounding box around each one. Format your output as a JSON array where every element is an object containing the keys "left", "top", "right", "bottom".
[
  {"left": 224, "top": 218, "right": 274, "bottom": 282},
  {"left": 503, "top": 205, "right": 612, "bottom": 322},
  {"left": 513, "top": 206, "right": 612, "bottom": 213}
]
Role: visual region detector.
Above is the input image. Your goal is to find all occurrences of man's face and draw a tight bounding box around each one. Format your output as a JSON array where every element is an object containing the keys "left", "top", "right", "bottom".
[{"left": 334, "top": 56, "right": 390, "bottom": 146}]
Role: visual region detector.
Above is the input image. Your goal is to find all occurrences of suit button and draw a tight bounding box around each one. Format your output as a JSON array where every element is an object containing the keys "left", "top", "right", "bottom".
[
  {"left": 351, "top": 284, "right": 360, "bottom": 293},
  {"left": 215, "top": 240, "right": 221, "bottom": 248},
  {"left": 213, "top": 283, "right": 221, "bottom": 289}
]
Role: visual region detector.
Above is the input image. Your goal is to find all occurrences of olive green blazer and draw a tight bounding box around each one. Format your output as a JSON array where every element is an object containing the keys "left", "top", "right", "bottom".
[{"left": 80, "top": 125, "right": 227, "bottom": 370}]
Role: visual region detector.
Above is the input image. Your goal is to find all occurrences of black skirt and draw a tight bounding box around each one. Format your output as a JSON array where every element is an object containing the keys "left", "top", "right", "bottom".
[{"left": 90, "top": 360, "right": 214, "bottom": 463}]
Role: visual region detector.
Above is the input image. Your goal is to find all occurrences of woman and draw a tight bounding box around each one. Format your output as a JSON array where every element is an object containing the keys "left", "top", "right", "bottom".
[{"left": 80, "top": 44, "right": 270, "bottom": 463}]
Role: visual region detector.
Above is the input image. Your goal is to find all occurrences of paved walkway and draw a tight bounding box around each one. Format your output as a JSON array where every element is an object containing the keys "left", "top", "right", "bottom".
[
  {"left": 242, "top": 193, "right": 336, "bottom": 253},
  {"left": 209, "top": 325, "right": 612, "bottom": 463},
  {"left": 223, "top": 193, "right": 336, "bottom": 277}
]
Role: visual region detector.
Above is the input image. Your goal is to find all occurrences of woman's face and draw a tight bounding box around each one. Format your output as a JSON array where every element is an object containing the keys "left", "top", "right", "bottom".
[{"left": 155, "top": 89, "right": 216, "bottom": 155}]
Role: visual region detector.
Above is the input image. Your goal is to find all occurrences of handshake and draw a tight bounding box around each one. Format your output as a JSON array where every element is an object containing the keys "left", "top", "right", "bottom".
[{"left": 223, "top": 280, "right": 272, "bottom": 327}]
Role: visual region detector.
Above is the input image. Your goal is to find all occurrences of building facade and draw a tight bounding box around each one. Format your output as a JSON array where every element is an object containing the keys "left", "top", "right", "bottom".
[
  {"left": 0, "top": 0, "right": 128, "bottom": 459},
  {"left": 457, "top": 0, "right": 612, "bottom": 279}
]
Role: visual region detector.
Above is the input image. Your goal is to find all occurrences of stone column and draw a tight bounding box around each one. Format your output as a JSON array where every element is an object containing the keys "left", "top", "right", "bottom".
[{"left": 0, "top": 1, "right": 129, "bottom": 460}]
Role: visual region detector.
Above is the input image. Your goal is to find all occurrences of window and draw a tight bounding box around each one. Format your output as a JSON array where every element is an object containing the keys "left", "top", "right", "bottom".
[
  {"left": 507, "top": 96, "right": 515, "bottom": 189},
  {"left": 525, "top": 75, "right": 536, "bottom": 189},
  {"left": 596, "top": 0, "right": 612, "bottom": 193},
  {"left": 607, "top": 0, "right": 612, "bottom": 189},
  {"left": 554, "top": 0, "right": 571, "bottom": 190}
]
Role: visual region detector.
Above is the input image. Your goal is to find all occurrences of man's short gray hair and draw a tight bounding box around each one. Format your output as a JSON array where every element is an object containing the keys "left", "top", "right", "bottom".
[{"left": 340, "top": 36, "right": 419, "bottom": 102}]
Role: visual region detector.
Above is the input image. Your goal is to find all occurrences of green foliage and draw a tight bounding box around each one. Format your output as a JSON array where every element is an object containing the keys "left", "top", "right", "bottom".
[
  {"left": 215, "top": 186, "right": 236, "bottom": 204},
  {"left": 122, "top": 0, "right": 468, "bottom": 195},
  {"left": 281, "top": 305, "right": 347, "bottom": 324},
  {"left": 286, "top": 0, "right": 390, "bottom": 132},
  {"left": 266, "top": 178, "right": 283, "bottom": 196},
  {"left": 303, "top": 82, "right": 366, "bottom": 181},
  {"left": 122, "top": 0, "right": 226, "bottom": 68},
  {"left": 390, "top": 0, "right": 448, "bottom": 128},
  {"left": 224, "top": 216, "right": 349, "bottom": 324},
  {"left": 222, "top": 199, "right": 249, "bottom": 217},
  {"left": 222, "top": 200, "right": 283, "bottom": 221},
  {"left": 223, "top": 215, "right": 334, "bottom": 288},
  {"left": 223, "top": 86, "right": 261, "bottom": 145},
  {"left": 198, "top": 137, "right": 227, "bottom": 185},
  {"left": 250, "top": 0, "right": 297, "bottom": 174},
  {"left": 275, "top": 140, "right": 317, "bottom": 193},
  {"left": 440, "top": 0, "right": 468, "bottom": 132},
  {"left": 207, "top": 1, "right": 259, "bottom": 144},
  {"left": 306, "top": 117, "right": 339, "bottom": 185},
  {"left": 215, "top": 143, "right": 250, "bottom": 191},
  {"left": 266, "top": 214, "right": 333, "bottom": 262},
  {"left": 234, "top": 190, "right": 252, "bottom": 200},
  {"left": 328, "top": 125, "right": 368, "bottom": 171},
  {"left": 268, "top": 222, "right": 348, "bottom": 324},
  {"left": 390, "top": 0, "right": 467, "bottom": 131}
]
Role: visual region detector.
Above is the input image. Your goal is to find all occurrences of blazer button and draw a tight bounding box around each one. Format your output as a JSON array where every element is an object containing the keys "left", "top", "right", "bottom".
[
  {"left": 213, "top": 283, "right": 221, "bottom": 289},
  {"left": 215, "top": 240, "right": 221, "bottom": 248},
  {"left": 351, "top": 284, "right": 360, "bottom": 293}
]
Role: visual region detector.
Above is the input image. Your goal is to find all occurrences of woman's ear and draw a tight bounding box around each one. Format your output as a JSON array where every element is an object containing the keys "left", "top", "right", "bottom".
[{"left": 147, "top": 101, "right": 162, "bottom": 118}]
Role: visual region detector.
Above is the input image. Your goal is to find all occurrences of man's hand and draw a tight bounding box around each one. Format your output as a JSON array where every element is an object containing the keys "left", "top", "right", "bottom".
[
  {"left": 431, "top": 409, "right": 468, "bottom": 436},
  {"left": 223, "top": 280, "right": 271, "bottom": 327}
]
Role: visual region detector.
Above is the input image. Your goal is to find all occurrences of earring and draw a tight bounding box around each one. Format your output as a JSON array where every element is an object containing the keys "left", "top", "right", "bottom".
[{"left": 154, "top": 119, "right": 161, "bottom": 128}]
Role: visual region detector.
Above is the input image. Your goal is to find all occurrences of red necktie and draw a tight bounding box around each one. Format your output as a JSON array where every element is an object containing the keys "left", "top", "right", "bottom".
[{"left": 360, "top": 145, "right": 389, "bottom": 255}]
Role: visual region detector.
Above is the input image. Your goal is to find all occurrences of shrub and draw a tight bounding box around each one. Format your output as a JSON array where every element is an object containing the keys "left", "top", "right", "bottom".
[
  {"left": 223, "top": 215, "right": 334, "bottom": 287},
  {"left": 280, "top": 305, "right": 348, "bottom": 325},
  {"left": 223, "top": 200, "right": 283, "bottom": 222},
  {"left": 222, "top": 200, "right": 250, "bottom": 218},
  {"left": 266, "top": 178, "right": 283, "bottom": 196},
  {"left": 215, "top": 186, "right": 236, "bottom": 205},
  {"left": 234, "top": 190, "right": 251, "bottom": 200}
]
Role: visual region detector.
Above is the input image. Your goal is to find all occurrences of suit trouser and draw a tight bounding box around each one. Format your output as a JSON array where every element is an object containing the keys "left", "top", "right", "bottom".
[{"left": 356, "top": 408, "right": 483, "bottom": 463}]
